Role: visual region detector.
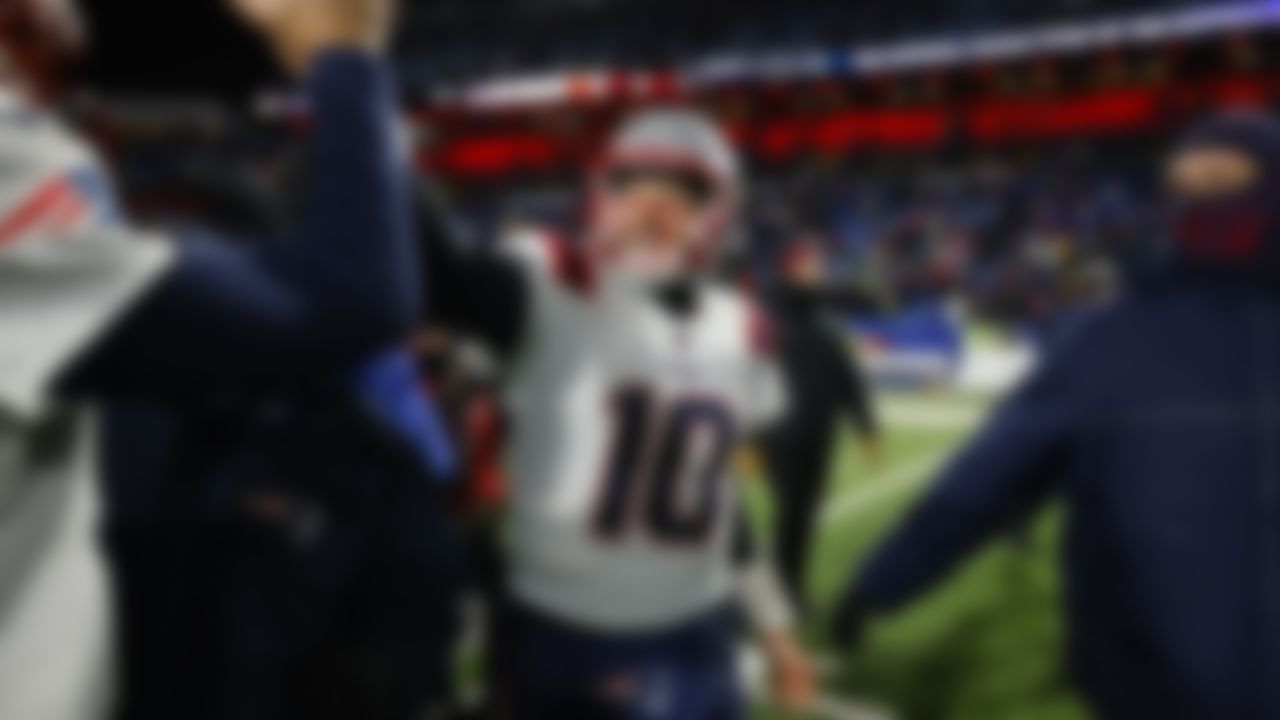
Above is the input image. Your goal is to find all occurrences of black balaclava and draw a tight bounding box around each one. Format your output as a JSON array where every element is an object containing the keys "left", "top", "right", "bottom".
[{"left": 1169, "top": 111, "right": 1280, "bottom": 285}]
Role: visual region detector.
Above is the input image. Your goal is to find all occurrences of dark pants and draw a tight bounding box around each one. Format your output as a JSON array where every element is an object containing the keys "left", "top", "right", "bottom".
[
  {"left": 766, "top": 422, "right": 836, "bottom": 611},
  {"left": 104, "top": 399, "right": 465, "bottom": 717},
  {"left": 500, "top": 603, "right": 743, "bottom": 720},
  {"left": 204, "top": 483, "right": 463, "bottom": 720}
]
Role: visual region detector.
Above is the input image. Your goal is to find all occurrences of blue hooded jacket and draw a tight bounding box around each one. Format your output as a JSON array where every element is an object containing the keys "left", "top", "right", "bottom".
[{"left": 849, "top": 111, "right": 1280, "bottom": 719}]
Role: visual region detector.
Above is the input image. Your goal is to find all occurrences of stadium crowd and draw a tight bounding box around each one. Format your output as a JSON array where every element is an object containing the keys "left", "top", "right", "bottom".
[
  {"left": 395, "top": 0, "right": 1219, "bottom": 86},
  {"left": 425, "top": 139, "right": 1158, "bottom": 339}
]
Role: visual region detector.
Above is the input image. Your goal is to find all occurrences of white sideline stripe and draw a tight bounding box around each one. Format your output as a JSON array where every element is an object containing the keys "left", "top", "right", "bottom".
[
  {"left": 820, "top": 450, "right": 951, "bottom": 527},
  {"left": 880, "top": 400, "right": 988, "bottom": 430},
  {"left": 813, "top": 694, "right": 898, "bottom": 720}
]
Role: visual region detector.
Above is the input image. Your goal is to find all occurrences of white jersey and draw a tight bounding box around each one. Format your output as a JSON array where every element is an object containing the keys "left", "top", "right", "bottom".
[
  {"left": 0, "top": 89, "right": 172, "bottom": 720},
  {"left": 501, "top": 230, "right": 786, "bottom": 632}
]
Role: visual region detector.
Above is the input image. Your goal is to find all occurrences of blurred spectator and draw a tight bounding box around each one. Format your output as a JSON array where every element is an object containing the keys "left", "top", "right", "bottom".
[{"left": 763, "top": 235, "right": 880, "bottom": 610}]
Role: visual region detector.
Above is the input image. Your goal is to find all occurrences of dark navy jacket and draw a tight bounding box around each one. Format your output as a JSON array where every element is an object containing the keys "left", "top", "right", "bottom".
[{"left": 855, "top": 273, "right": 1280, "bottom": 719}]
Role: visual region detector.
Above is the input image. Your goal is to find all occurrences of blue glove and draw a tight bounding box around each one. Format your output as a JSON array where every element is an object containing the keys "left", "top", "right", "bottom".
[{"left": 354, "top": 350, "right": 457, "bottom": 482}]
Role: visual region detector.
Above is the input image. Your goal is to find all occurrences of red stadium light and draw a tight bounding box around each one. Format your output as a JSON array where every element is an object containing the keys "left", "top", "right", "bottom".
[
  {"left": 425, "top": 67, "right": 1280, "bottom": 179},
  {"left": 1208, "top": 74, "right": 1274, "bottom": 107},
  {"left": 434, "top": 134, "right": 561, "bottom": 177},
  {"left": 968, "top": 88, "right": 1159, "bottom": 142},
  {"left": 757, "top": 120, "right": 805, "bottom": 159}
]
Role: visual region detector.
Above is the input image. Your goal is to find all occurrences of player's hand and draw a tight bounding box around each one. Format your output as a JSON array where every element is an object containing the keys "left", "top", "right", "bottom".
[
  {"left": 763, "top": 629, "right": 818, "bottom": 714},
  {"left": 228, "top": 0, "right": 397, "bottom": 75}
]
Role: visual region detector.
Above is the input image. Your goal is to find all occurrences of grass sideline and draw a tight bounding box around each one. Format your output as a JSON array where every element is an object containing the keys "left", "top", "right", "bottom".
[{"left": 748, "top": 390, "right": 1090, "bottom": 720}]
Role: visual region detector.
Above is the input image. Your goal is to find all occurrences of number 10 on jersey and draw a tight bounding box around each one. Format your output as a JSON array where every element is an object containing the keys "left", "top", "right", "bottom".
[{"left": 592, "top": 384, "right": 736, "bottom": 545}]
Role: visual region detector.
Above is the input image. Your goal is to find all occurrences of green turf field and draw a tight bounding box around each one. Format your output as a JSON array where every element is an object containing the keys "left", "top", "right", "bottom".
[{"left": 748, "top": 390, "right": 1092, "bottom": 720}]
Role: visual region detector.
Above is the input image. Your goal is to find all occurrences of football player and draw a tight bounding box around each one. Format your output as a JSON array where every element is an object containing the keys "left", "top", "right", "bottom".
[
  {"left": 0, "top": 1, "right": 416, "bottom": 718},
  {"left": 421, "top": 108, "right": 814, "bottom": 718}
]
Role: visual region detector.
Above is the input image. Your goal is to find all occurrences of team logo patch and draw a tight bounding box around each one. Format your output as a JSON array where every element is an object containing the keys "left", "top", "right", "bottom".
[{"left": 0, "top": 169, "right": 107, "bottom": 248}]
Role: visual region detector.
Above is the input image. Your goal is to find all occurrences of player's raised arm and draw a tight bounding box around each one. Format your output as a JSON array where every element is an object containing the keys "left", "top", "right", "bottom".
[
  {"left": 64, "top": 0, "right": 420, "bottom": 393},
  {"left": 414, "top": 179, "right": 532, "bottom": 360}
]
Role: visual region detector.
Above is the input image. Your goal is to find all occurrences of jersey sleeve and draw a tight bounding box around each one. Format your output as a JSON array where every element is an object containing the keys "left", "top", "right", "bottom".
[
  {"left": 498, "top": 228, "right": 594, "bottom": 350},
  {"left": 747, "top": 355, "right": 787, "bottom": 432},
  {"left": 743, "top": 301, "right": 788, "bottom": 432},
  {"left": 417, "top": 184, "right": 531, "bottom": 360},
  {"left": 0, "top": 96, "right": 174, "bottom": 419},
  {"left": 0, "top": 218, "right": 173, "bottom": 420}
]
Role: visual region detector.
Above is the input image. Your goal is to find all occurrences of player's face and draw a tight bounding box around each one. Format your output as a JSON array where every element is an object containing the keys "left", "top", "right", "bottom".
[
  {"left": 593, "top": 168, "right": 711, "bottom": 284},
  {"left": 1166, "top": 145, "right": 1260, "bottom": 201}
]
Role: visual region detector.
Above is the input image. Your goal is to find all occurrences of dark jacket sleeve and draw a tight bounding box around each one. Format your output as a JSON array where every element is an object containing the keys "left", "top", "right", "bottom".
[
  {"left": 415, "top": 181, "right": 529, "bottom": 359},
  {"left": 66, "top": 51, "right": 417, "bottom": 393},
  {"left": 827, "top": 327, "right": 878, "bottom": 437},
  {"left": 851, "top": 315, "right": 1109, "bottom": 611}
]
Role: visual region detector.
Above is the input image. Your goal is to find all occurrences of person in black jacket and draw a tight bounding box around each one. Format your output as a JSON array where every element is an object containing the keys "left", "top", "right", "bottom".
[
  {"left": 99, "top": 125, "right": 462, "bottom": 720},
  {"left": 835, "top": 111, "right": 1280, "bottom": 720},
  {"left": 765, "top": 236, "right": 880, "bottom": 610}
]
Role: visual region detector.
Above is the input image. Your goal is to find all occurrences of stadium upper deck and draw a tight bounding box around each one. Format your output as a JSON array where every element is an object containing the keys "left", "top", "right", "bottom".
[{"left": 396, "top": 0, "right": 1227, "bottom": 86}]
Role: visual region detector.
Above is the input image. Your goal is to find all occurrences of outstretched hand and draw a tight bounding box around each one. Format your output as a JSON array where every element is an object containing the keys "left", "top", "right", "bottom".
[
  {"left": 228, "top": 0, "right": 396, "bottom": 75},
  {"left": 763, "top": 629, "right": 818, "bottom": 714}
]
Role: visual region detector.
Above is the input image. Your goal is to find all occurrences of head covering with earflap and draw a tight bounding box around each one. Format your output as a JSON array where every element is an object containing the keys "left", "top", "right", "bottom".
[{"left": 1169, "top": 111, "right": 1280, "bottom": 284}]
